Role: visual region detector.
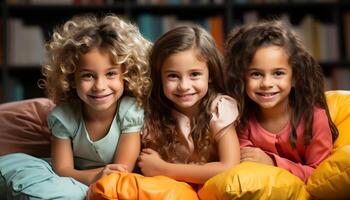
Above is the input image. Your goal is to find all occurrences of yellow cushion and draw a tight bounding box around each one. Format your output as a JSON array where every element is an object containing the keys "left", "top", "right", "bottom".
[
  {"left": 325, "top": 90, "right": 350, "bottom": 150},
  {"left": 198, "top": 162, "right": 310, "bottom": 200},
  {"left": 303, "top": 90, "right": 350, "bottom": 199},
  {"left": 307, "top": 145, "right": 350, "bottom": 199},
  {"left": 87, "top": 172, "right": 198, "bottom": 200},
  {"left": 198, "top": 91, "right": 350, "bottom": 199}
]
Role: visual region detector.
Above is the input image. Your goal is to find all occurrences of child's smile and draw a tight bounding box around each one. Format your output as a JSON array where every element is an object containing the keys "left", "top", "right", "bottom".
[
  {"left": 75, "top": 48, "right": 124, "bottom": 114},
  {"left": 245, "top": 45, "right": 292, "bottom": 111},
  {"left": 161, "top": 48, "right": 209, "bottom": 117},
  {"left": 87, "top": 93, "right": 114, "bottom": 102},
  {"left": 256, "top": 92, "right": 280, "bottom": 100}
]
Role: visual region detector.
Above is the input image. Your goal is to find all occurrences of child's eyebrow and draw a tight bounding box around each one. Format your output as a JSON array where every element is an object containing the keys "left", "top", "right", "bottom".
[
  {"left": 189, "top": 68, "right": 205, "bottom": 71},
  {"left": 246, "top": 68, "right": 260, "bottom": 71},
  {"left": 78, "top": 69, "right": 93, "bottom": 73},
  {"left": 107, "top": 65, "right": 121, "bottom": 70},
  {"left": 247, "top": 67, "right": 287, "bottom": 71},
  {"left": 163, "top": 69, "right": 178, "bottom": 73}
]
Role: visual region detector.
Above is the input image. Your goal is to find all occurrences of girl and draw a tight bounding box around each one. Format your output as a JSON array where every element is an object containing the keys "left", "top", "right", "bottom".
[
  {"left": 139, "top": 25, "right": 241, "bottom": 184},
  {"left": 225, "top": 20, "right": 338, "bottom": 182},
  {"left": 44, "top": 13, "right": 151, "bottom": 187},
  {"left": 0, "top": 14, "right": 151, "bottom": 199}
]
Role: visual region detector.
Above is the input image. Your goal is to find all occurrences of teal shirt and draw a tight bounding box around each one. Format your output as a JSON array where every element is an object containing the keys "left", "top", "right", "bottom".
[{"left": 47, "top": 96, "right": 144, "bottom": 170}]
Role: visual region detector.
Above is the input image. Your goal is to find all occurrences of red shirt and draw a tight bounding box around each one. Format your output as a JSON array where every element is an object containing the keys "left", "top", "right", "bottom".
[{"left": 239, "top": 107, "right": 333, "bottom": 182}]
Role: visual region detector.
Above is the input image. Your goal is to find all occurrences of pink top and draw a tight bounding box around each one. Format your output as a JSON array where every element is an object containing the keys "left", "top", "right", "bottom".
[
  {"left": 239, "top": 107, "right": 332, "bottom": 182},
  {"left": 171, "top": 95, "right": 238, "bottom": 164}
]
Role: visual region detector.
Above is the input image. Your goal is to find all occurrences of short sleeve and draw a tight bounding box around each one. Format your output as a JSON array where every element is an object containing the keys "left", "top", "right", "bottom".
[
  {"left": 119, "top": 97, "right": 144, "bottom": 134},
  {"left": 47, "top": 101, "right": 81, "bottom": 139},
  {"left": 210, "top": 95, "right": 239, "bottom": 141}
]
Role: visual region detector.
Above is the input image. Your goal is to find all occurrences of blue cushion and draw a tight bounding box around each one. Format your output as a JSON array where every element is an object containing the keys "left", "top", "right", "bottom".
[{"left": 0, "top": 153, "right": 88, "bottom": 199}]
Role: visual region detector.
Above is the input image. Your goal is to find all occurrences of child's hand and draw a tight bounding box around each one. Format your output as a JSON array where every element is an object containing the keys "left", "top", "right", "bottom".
[
  {"left": 101, "top": 163, "right": 128, "bottom": 177},
  {"left": 240, "top": 147, "right": 274, "bottom": 166},
  {"left": 138, "top": 148, "right": 167, "bottom": 176}
]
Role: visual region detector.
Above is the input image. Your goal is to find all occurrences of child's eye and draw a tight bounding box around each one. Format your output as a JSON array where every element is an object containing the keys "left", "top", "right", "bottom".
[
  {"left": 274, "top": 71, "right": 285, "bottom": 77},
  {"left": 81, "top": 73, "right": 94, "bottom": 80},
  {"left": 250, "top": 72, "right": 262, "bottom": 79},
  {"left": 190, "top": 71, "right": 202, "bottom": 77},
  {"left": 106, "top": 71, "right": 118, "bottom": 78},
  {"left": 167, "top": 73, "right": 179, "bottom": 80}
]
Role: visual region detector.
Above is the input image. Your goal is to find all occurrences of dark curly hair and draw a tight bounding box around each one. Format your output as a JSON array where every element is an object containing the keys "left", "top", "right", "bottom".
[{"left": 225, "top": 20, "right": 338, "bottom": 147}]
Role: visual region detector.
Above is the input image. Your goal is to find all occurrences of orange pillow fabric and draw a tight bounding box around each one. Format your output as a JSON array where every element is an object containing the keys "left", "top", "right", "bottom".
[
  {"left": 0, "top": 98, "right": 54, "bottom": 157},
  {"left": 87, "top": 172, "right": 199, "bottom": 200}
]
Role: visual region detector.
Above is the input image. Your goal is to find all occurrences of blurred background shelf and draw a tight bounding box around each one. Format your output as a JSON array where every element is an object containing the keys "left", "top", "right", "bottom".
[{"left": 1, "top": 0, "right": 350, "bottom": 103}]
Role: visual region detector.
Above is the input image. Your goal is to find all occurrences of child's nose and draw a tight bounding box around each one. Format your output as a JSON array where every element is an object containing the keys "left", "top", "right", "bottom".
[
  {"left": 177, "top": 78, "right": 191, "bottom": 91},
  {"left": 260, "top": 76, "right": 274, "bottom": 88},
  {"left": 93, "top": 77, "right": 107, "bottom": 91}
]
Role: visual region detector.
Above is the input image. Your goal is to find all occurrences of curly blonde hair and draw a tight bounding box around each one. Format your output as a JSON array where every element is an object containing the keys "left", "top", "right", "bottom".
[{"left": 40, "top": 13, "right": 152, "bottom": 105}]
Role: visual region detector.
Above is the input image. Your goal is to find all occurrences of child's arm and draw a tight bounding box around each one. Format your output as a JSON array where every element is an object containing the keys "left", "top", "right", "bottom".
[
  {"left": 51, "top": 136, "right": 108, "bottom": 185},
  {"left": 272, "top": 109, "right": 332, "bottom": 182},
  {"left": 240, "top": 146, "right": 274, "bottom": 165},
  {"left": 51, "top": 132, "right": 140, "bottom": 185},
  {"left": 112, "top": 132, "right": 141, "bottom": 172},
  {"left": 240, "top": 108, "right": 333, "bottom": 182},
  {"left": 138, "top": 124, "right": 240, "bottom": 184}
]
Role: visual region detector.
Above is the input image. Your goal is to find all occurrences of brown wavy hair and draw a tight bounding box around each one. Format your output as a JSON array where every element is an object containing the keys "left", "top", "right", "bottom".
[
  {"left": 40, "top": 13, "right": 152, "bottom": 106},
  {"left": 225, "top": 20, "right": 338, "bottom": 147},
  {"left": 143, "top": 25, "right": 226, "bottom": 164}
]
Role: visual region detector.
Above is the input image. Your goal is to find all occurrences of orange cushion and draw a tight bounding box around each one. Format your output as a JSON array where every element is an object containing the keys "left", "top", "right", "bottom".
[
  {"left": 87, "top": 172, "right": 199, "bottom": 200},
  {"left": 0, "top": 98, "right": 54, "bottom": 157}
]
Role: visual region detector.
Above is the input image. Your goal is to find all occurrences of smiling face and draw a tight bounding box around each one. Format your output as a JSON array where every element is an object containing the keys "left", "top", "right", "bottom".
[
  {"left": 245, "top": 45, "right": 293, "bottom": 113},
  {"left": 74, "top": 48, "right": 124, "bottom": 115},
  {"left": 161, "top": 48, "right": 209, "bottom": 117}
]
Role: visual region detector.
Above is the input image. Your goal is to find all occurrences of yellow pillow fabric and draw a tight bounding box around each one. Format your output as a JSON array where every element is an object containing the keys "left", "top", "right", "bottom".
[
  {"left": 198, "top": 162, "right": 310, "bottom": 200},
  {"left": 325, "top": 90, "right": 350, "bottom": 150},
  {"left": 198, "top": 91, "right": 349, "bottom": 200},
  {"left": 87, "top": 172, "right": 199, "bottom": 200},
  {"left": 307, "top": 145, "right": 350, "bottom": 199}
]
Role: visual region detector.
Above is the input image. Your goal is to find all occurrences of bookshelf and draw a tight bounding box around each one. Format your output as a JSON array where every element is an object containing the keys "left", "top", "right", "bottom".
[{"left": 1, "top": 0, "right": 350, "bottom": 103}]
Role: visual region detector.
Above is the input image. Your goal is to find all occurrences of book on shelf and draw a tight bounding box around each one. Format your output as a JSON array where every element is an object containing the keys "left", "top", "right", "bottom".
[
  {"left": 137, "top": 13, "right": 224, "bottom": 50},
  {"left": 331, "top": 68, "right": 350, "bottom": 90},
  {"left": 295, "top": 16, "right": 339, "bottom": 62},
  {"left": 241, "top": 12, "right": 339, "bottom": 62},
  {"left": 136, "top": 0, "right": 216, "bottom": 5},
  {"left": 30, "top": 0, "right": 73, "bottom": 4},
  {"left": 208, "top": 15, "right": 224, "bottom": 52},
  {"left": 137, "top": 14, "right": 160, "bottom": 42},
  {"left": 344, "top": 12, "right": 350, "bottom": 60},
  {"left": 6, "top": 0, "right": 108, "bottom": 5},
  {"left": 7, "top": 18, "right": 45, "bottom": 67},
  {"left": 6, "top": 77, "right": 24, "bottom": 101},
  {"left": 0, "top": 19, "right": 3, "bottom": 65}
]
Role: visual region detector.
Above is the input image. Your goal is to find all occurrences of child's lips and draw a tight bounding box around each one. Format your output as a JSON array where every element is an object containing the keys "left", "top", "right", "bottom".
[
  {"left": 256, "top": 92, "right": 279, "bottom": 100},
  {"left": 89, "top": 93, "right": 112, "bottom": 101},
  {"left": 176, "top": 93, "right": 194, "bottom": 97},
  {"left": 256, "top": 92, "right": 278, "bottom": 97},
  {"left": 175, "top": 93, "right": 195, "bottom": 101}
]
